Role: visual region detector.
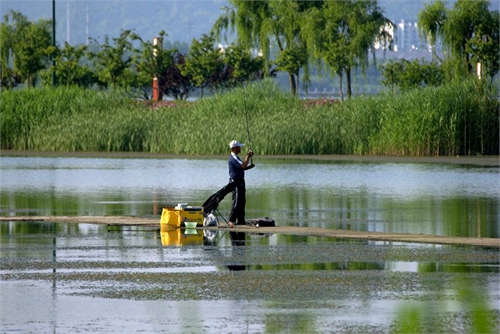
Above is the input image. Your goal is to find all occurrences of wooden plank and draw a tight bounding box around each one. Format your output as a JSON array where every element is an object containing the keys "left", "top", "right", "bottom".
[{"left": 1, "top": 216, "right": 499, "bottom": 248}]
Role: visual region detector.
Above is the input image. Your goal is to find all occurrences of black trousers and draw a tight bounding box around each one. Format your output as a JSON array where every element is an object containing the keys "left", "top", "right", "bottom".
[{"left": 216, "top": 179, "right": 246, "bottom": 224}]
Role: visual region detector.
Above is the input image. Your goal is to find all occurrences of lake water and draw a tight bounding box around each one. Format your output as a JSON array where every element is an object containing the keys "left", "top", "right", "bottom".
[
  {"left": 1, "top": 156, "right": 499, "bottom": 237},
  {"left": 1, "top": 155, "right": 499, "bottom": 333}
]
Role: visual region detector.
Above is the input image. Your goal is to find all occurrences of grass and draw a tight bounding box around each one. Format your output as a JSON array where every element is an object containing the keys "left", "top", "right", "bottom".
[{"left": 1, "top": 79, "right": 498, "bottom": 156}]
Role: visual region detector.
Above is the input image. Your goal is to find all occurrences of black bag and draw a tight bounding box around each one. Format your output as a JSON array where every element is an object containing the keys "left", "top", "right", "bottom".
[
  {"left": 202, "top": 184, "right": 233, "bottom": 214},
  {"left": 246, "top": 217, "right": 275, "bottom": 227}
]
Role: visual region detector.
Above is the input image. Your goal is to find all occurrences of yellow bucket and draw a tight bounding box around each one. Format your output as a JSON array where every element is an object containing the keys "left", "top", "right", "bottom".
[{"left": 160, "top": 206, "right": 204, "bottom": 227}]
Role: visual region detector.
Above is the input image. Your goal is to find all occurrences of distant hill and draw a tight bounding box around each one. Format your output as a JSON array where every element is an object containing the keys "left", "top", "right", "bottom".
[{"left": 1, "top": 0, "right": 428, "bottom": 46}]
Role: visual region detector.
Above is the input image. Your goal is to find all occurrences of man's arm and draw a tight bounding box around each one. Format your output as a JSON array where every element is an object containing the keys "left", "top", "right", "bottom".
[{"left": 241, "top": 150, "right": 254, "bottom": 169}]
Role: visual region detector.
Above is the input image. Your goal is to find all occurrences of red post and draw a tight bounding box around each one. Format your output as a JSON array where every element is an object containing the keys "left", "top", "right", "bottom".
[
  {"left": 153, "top": 77, "right": 160, "bottom": 101},
  {"left": 152, "top": 37, "right": 162, "bottom": 101}
]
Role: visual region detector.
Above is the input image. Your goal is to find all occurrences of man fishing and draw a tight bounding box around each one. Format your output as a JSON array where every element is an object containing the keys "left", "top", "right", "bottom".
[
  {"left": 201, "top": 140, "right": 255, "bottom": 227},
  {"left": 202, "top": 139, "right": 276, "bottom": 228},
  {"left": 226, "top": 140, "right": 255, "bottom": 228}
]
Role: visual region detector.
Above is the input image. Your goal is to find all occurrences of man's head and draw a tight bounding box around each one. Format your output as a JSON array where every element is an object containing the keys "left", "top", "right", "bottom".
[{"left": 229, "top": 140, "right": 245, "bottom": 153}]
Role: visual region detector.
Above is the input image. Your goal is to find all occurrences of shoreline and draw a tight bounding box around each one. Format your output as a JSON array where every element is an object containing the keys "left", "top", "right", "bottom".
[{"left": 1, "top": 150, "right": 498, "bottom": 166}]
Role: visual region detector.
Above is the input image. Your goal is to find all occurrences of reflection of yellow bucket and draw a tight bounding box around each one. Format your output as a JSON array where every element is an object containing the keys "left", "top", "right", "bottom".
[{"left": 160, "top": 227, "right": 203, "bottom": 247}]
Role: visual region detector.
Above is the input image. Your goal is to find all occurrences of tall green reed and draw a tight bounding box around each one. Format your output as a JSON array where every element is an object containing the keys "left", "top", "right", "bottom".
[{"left": 1, "top": 79, "right": 498, "bottom": 155}]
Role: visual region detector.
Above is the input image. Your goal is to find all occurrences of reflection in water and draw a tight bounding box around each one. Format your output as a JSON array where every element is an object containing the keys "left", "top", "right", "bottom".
[
  {"left": 160, "top": 226, "right": 204, "bottom": 247},
  {"left": 1, "top": 222, "right": 499, "bottom": 333},
  {"left": 228, "top": 231, "right": 246, "bottom": 271},
  {"left": 160, "top": 227, "right": 249, "bottom": 271}
]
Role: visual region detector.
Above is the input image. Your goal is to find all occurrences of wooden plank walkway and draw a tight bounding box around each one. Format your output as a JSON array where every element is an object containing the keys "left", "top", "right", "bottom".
[{"left": 1, "top": 216, "right": 499, "bottom": 248}]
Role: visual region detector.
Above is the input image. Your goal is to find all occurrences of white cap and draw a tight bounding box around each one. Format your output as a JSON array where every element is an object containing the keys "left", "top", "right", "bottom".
[{"left": 229, "top": 140, "right": 245, "bottom": 148}]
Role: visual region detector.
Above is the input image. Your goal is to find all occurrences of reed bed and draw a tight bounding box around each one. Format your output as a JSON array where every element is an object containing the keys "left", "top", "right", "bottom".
[{"left": 1, "top": 80, "right": 498, "bottom": 156}]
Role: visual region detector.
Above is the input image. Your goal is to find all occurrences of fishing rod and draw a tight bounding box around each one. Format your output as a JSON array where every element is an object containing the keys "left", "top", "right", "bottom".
[{"left": 242, "top": 83, "right": 254, "bottom": 164}]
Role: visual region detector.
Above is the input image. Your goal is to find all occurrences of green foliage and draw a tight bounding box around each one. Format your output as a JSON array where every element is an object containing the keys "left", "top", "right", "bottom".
[
  {"left": 212, "top": 0, "right": 311, "bottom": 95},
  {"left": 222, "top": 44, "right": 264, "bottom": 85},
  {"left": 418, "top": 0, "right": 499, "bottom": 80},
  {"left": 182, "top": 33, "right": 225, "bottom": 96},
  {"left": 0, "top": 10, "right": 54, "bottom": 89},
  {"left": 417, "top": 0, "right": 447, "bottom": 56},
  {"left": 1, "top": 80, "right": 498, "bottom": 156},
  {"left": 44, "top": 42, "right": 95, "bottom": 88},
  {"left": 381, "top": 58, "right": 444, "bottom": 92},
  {"left": 181, "top": 32, "right": 267, "bottom": 96},
  {"left": 275, "top": 44, "right": 308, "bottom": 77},
  {"left": 301, "top": 0, "right": 394, "bottom": 99},
  {"left": 87, "top": 30, "right": 136, "bottom": 89},
  {"left": 132, "top": 30, "right": 181, "bottom": 99}
]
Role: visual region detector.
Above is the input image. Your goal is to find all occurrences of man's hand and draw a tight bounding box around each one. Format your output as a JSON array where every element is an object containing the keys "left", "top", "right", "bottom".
[{"left": 247, "top": 149, "right": 254, "bottom": 158}]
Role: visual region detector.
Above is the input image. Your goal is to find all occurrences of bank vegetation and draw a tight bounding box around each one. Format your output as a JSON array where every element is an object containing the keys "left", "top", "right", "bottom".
[{"left": 1, "top": 79, "right": 498, "bottom": 156}]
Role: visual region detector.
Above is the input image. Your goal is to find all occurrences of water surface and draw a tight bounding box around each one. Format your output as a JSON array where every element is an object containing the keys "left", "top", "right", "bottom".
[
  {"left": 1, "top": 156, "right": 499, "bottom": 333},
  {"left": 1, "top": 156, "right": 498, "bottom": 237}
]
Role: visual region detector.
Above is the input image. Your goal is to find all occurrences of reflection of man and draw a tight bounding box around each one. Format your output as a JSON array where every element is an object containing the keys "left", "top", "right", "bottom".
[
  {"left": 227, "top": 231, "right": 246, "bottom": 271},
  {"left": 229, "top": 231, "right": 246, "bottom": 247}
]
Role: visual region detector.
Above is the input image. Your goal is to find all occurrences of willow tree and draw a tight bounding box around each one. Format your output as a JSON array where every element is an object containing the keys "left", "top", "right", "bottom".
[
  {"left": 212, "top": 0, "right": 322, "bottom": 95},
  {"left": 302, "top": 1, "right": 393, "bottom": 99},
  {"left": 418, "top": 0, "right": 499, "bottom": 79}
]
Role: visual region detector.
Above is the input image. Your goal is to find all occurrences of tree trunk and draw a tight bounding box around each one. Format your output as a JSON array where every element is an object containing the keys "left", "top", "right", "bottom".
[
  {"left": 339, "top": 72, "right": 344, "bottom": 101},
  {"left": 346, "top": 66, "right": 352, "bottom": 99},
  {"left": 289, "top": 73, "right": 297, "bottom": 96}
]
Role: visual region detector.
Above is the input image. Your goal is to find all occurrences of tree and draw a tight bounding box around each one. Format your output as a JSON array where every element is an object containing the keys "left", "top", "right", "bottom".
[
  {"left": 380, "top": 60, "right": 404, "bottom": 94},
  {"left": 48, "top": 42, "right": 95, "bottom": 88},
  {"left": 417, "top": 0, "right": 447, "bottom": 60},
  {"left": 465, "top": 10, "right": 500, "bottom": 81},
  {"left": 380, "top": 58, "right": 444, "bottom": 92},
  {"left": 162, "top": 52, "right": 195, "bottom": 100},
  {"left": 303, "top": 1, "right": 394, "bottom": 99},
  {"left": 88, "top": 30, "right": 136, "bottom": 89},
  {"left": 0, "top": 10, "right": 54, "bottom": 89},
  {"left": 133, "top": 30, "right": 177, "bottom": 99},
  {"left": 222, "top": 44, "right": 265, "bottom": 87},
  {"left": 182, "top": 33, "right": 225, "bottom": 97},
  {"left": 275, "top": 44, "right": 308, "bottom": 94},
  {"left": 212, "top": 0, "right": 320, "bottom": 96},
  {"left": 418, "top": 0, "right": 499, "bottom": 80}
]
